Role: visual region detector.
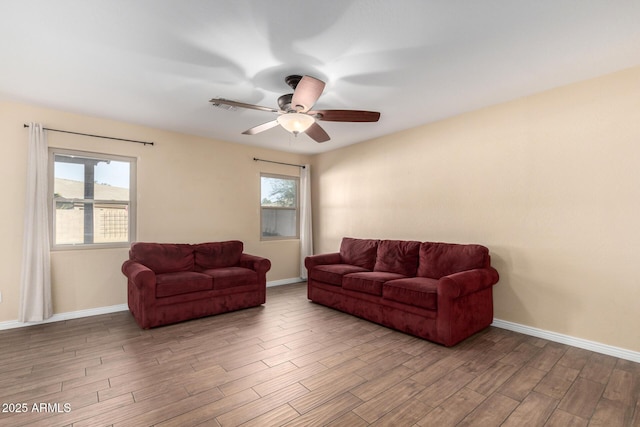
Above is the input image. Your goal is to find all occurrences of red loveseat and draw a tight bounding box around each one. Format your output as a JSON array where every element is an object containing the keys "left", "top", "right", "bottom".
[
  {"left": 305, "top": 237, "right": 499, "bottom": 346},
  {"left": 122, "top": 241, "right": 270, "bottom": 329}
]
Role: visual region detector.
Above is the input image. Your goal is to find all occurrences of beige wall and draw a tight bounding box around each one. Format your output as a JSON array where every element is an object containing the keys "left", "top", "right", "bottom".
[
  {"left": 0, "top": 100, "right": 309, "bottom": 322},
  {"left": 311, "top": 67, "right": 640, "bottom": 353}
]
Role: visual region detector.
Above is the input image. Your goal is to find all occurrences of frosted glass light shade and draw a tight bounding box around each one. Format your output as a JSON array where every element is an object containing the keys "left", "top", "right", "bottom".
[{"left": 277, "top": 113, "right": 314, "bottom": 135}]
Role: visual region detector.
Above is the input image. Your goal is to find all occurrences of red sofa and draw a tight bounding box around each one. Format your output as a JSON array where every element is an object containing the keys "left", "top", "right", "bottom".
[
  {"left": 121, "top": 241, "right": 270, "bottom": 329},
  {"left": 305, "top": 237, "right": 499, "bottom": 346}
]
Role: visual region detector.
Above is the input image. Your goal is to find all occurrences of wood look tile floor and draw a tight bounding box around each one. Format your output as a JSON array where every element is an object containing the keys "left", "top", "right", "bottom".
[{"left": 1, "top": 282, "right": 638, "bottom": 426}]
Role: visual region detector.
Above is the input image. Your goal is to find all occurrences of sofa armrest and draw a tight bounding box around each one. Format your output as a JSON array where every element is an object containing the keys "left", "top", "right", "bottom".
[
  {"left": 122, "top": 260, "right": 156, "bottom": 291},
  {"left": 239, "top": 253, "right": 272, "bottom": 275},
  {"left": 437, "top": 267, "right": 499, "bottom": 299},
  {"left": 304, "top": 252, "right": 342, "bottom": 270}
]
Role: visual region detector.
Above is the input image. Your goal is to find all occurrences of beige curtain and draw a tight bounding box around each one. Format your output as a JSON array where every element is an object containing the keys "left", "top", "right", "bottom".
[{"left": 19, "top": 123, "right": 52, "bottom": 322}]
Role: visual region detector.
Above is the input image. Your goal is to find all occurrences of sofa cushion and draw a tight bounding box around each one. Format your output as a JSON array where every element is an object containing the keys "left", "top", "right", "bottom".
[
  {"left": 203, "top": 267, "right": 258, "bottom": 290},
  {"left": 340, "top": 237, "right": 379, "bottom": 270},
  {"left": 130, "top": 243, "right": 194, "bottom": 274},
  {"left": 194, "top": 241, "right": 243, "bottom": 270},
  {"left": 383, "top": 277, "right": 438, "bottom": 310},
  {"left": 156, "top": 271, "right": 212, "bottom": 298},
  {"left": 343, "top": 271, "right": 406, "bottom": 296},
  {"left": 310, "top": 264, "right": 370, "bottom": 286},
  {"left": 373, "top": 240, "right": 420, "bottom": 276},
  {"left": 418, "top": 242, "right": 489, "bottom": 279}
]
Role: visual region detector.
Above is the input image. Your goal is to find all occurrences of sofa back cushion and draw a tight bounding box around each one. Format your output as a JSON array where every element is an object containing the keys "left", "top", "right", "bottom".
[
  {"left": 418, "top": 242, "right": 490, "bottom": 279},
  {"left": 373, "top": 240, "right": 420, "bottom": 276},
  {"left": 194, "top": 240, "right": 244, "bottom": 270},
  {"left": 340, "top": 237, "right": 379, "bottom": 270},
  {"left": 129, "top": 242, "right": 194, "bottom": 274}
]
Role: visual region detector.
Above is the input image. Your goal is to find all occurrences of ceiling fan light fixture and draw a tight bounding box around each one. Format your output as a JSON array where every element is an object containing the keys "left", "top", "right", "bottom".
[{"left": 277, "top": 112, "right": 314, "bottom": 135}]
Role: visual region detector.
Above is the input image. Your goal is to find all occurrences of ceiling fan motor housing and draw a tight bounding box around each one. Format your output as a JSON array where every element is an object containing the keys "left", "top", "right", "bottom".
[
  {"left": 284, "top": 75, "right": 303, "bottom": 89},
  {"left": 278, "top": 75, "right": 304, "bottom": 111},
  {"left": 278, "top": 93, "right": 293, "bottom": 111}
]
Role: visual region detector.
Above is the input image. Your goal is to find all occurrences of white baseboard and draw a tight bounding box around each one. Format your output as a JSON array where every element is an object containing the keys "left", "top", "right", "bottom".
[
  {"left": 492, "top": 318, "right": 640, "bottom": 363},
  {"left": 267, "top": 277, "right": 306, "bottom": 287},
  {"left": 0, "top": 304, "right": 128, "bottom": 331}
]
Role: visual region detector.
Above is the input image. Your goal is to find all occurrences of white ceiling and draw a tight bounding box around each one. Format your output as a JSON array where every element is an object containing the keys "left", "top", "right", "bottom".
[{"left": 2, "top": 1, "right": 640, "bottom": 154}]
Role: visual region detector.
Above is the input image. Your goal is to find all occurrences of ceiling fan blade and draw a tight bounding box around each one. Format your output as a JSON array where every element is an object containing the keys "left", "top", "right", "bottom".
[
  {"left": 310, "top": 109, "right": 381, "bottom": 122},
  {"left": 210, "top": 98, "right": 279, "bottom": 113},
  {"left": 305, "top": 122, "right": 330, "bottom": 143},
  {"left": 291, "top": 76, "right": 325, "bottom": 112},
  {"left": 242, "top": 120, "right": 279, "bottom": 135}
]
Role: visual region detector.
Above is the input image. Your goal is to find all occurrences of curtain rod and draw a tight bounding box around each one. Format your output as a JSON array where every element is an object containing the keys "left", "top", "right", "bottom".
[
  {"left": 253, "top": 157, "right": 305, "bottom": 169},
  {"left": 23, "top": 124, "right": 154, "bottom": 146}
]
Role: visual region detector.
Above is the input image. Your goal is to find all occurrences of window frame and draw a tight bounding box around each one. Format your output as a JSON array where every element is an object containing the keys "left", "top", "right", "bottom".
[
  {"left": 260, "top": 173, "right": 300, "bottom": 241},
  {"left": 48, "top": 148, "right": 137, "bottom": 251}
]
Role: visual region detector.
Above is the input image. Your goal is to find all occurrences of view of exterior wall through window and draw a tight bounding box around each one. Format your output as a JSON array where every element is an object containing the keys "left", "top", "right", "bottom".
[{"left": 50, "top": 148, "right": 136, "bottom": 249}]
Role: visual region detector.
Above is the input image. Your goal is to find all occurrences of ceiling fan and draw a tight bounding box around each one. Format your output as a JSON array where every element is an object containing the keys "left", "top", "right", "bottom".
[{"left": 210, "top": 75, "right": 380, "bottom": 143}]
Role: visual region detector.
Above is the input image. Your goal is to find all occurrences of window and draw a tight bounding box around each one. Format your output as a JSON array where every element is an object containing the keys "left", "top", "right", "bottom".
[
  {"left": 260, "top": 173, "right": 299, "bottom": 240},
  {"left": 50, "top": 149, "right": 136, "bottom": 249}
]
